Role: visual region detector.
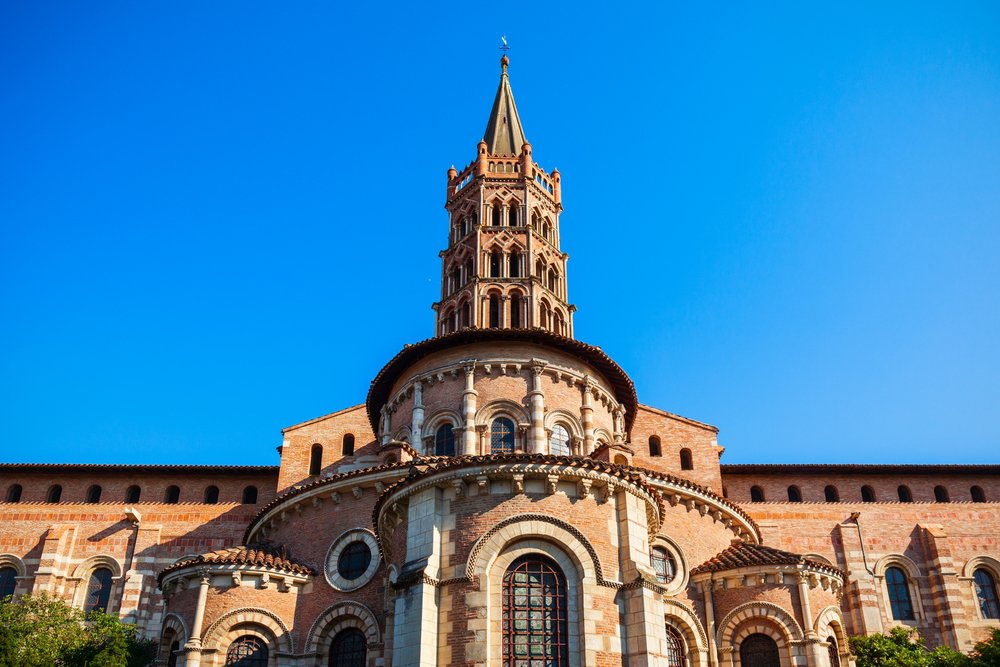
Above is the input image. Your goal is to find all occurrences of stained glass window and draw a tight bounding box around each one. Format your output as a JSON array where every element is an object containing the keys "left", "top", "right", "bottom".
[
  {"left": 329, "top": 628, "right": 367, "bottom": 667},
  {"left": 502, "top": 555, "right": 568, "bottom": 667},
  {"left": 491, "top": 418, "right": 515, "bottom": 455},
  {"left": 549, "top": 425, "right": 569, "bottom": 456},
  {"left": 226, "top": 636, "right": 268, "bottom": 666},
  {"left": 435, "top": 424, "right": 456, "bottom": 456}
]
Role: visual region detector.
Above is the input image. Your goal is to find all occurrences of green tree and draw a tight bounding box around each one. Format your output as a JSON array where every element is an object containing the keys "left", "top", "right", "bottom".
[
  {"left": 0, "top": 593, "right": 154, "bottom": 667},
  {"left": 968, "top": 629, "right": 1000, "bottom": 667}
]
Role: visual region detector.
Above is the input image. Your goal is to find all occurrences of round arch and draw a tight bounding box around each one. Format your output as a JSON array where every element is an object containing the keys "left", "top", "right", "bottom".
[
  {"left": 873, "top": 553, "right": 925, "bottom": 622},
  {"left": 70, "top": 555, "right": 124, "bottom": 610},
  {"left": 159, "top": 613, "right": 188, "bottom": 662},
  {"left": 201, "top": 607, "right": 294, "bottom": 656},
  {"left": 304, "top": 601, "right": 382, "bottom": 656},
  {"left": 0, "top": 553, "right": 27, "bottom": 578},
  {"left": 543, "top": 409, "right": 584, "bottom": 439},
  {"left": 717, "top": 601, "right": 803, "bottom": 667},
  {"left": 476, "top": 399, "right": 530, "bottom": 428},
  {"left": 813, "top": 605, "right": 850, "bottom": 665},
  {"left": 664, "top": 599, "right": 710, "bottom": 667}
]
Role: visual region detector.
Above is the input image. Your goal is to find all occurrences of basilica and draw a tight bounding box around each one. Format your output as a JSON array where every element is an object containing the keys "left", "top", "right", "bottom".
[{"left": 0, "top": 57, "right": 998, "bottom": 667}]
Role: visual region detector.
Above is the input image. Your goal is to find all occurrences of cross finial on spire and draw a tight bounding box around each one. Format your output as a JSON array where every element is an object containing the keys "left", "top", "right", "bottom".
[{"left": 499, "top": 35, "right": 510, "bottom": 74}]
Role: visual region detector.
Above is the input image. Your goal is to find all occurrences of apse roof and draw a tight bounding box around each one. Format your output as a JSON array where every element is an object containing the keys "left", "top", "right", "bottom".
[{"left": 691, "top": 541, "right": 843, "bottom": 577}]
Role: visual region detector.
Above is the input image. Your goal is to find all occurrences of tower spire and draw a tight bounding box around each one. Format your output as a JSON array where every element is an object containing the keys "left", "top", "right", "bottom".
[{"left": 483, "top": 55, "right": 527, "bottom": 157}]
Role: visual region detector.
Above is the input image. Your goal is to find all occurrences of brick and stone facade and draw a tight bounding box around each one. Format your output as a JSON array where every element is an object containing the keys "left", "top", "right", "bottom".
[{"left": 0, "top": 57, "right": 997, "bottom": 667}]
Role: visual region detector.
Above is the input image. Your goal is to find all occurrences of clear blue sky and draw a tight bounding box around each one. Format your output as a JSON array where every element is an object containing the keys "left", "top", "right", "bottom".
[{"left": 1, "top": 3, "right": 998, "bottom": 466}]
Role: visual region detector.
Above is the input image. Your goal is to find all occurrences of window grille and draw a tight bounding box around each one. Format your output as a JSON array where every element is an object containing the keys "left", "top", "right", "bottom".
[
  {"left": 226, "top": 635, "right": 268, "bottom": 667},
  {"left": 329, "top": 628, "right": 367, "bottom": 667},
  {"left": 502, "top": 555, "right": 568, "bottom": 667},
  {"left": 491, "top": 418, "right": 515, "bottom": 455}
]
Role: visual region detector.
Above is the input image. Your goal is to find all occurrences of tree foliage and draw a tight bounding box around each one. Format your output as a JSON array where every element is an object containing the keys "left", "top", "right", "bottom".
[
  {"left": 0, "top": 593, "right": 155, "bottom": 667},
  {"left": 850, "top": 627, "right": 1000, "bottom": 667}
]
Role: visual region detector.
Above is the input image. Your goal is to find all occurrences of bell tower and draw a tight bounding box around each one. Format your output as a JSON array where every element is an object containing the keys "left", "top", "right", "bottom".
[{"left": 434, "top": 56, "right": 575, "bottom": 338}]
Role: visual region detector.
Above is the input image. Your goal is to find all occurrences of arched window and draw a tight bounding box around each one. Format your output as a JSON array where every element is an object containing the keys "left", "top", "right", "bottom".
[
  {"left": 974, "top": 568, "right": 1000, "bottom": 619},
  {"left": 164, "top": 485, "right": 180, "bottom": 504},
  {"left": 750, "top": 486, "right": 765, "bottom": 502},
  {"left": 648, "top": 435, "right": 661, "bottom": 457},
  {"left": 550, "top": 424, "right": 570, "bottom": 456},
  {"left": 329, "top": 627, "right": 367, "bottom": 667},
  {"left": 242, "top": 486, "right": 258, "bottom": 504},
  {"left": 125, "top": 485, "right": 141, "bottom": 503},
  {"left": 509, "top": 252, "right": 521, "bottom": 277},
  {"left": 86, "top": 485, "right": 102, "bottom": 504},
  {"left": 84, "top": 567, "right": 113, "bottom": 613},
  {"left": 343, "top": 433, "right": 355, "bottom": 456},
  {"left": 897, "top": 485, "right": 913, "bottom": 503},
  {"left": 489, "top": 293, "right": 500, "bottom": 328},
  {"left": 309, "top": 443, "right": 323, "bottom": 476},
  {"left": 508, "top": 204, "right": 518, "bottom": 227},
  {"left": 204, "top": 485, "right": 219, "bottom": 504},
  {"left": 825, "top": 485, "right": 840, "bottom": 502},
  {"left": 502, "top": 555, "right": 568, "bottom": 667},
  {"left": 460, "top": 300, "right": 471, "bottom": 329},
  {"left": 535, "top": 258, "right": 545, "bottom": 279},
  {"left": 554, "top": 310, "right": 566, "bottom": 335},
  {"left": 490, "top": 417, "right": 515, "bottom": 455},
  {"left": 435, "top": 424, "right": 456, "bottom": 456},
  {"left": 787, "top": 486, "right": 802, "bottom": 503},
  {"left": 885, "top": 566, "right": 915, "bottom": 620},
  {"left": 540, "top": 300, "right": 552, "bottom": 330},
  {"left": 47, "top": 484, "right": 62, "bottom": 503},
  {"left": 465, "top": 258, "right": 474, "bottom": 280},
  {"left": 226, "top": 635, "right": 268, "bottom": 666},
  {"left": 510, "top": 293, "right": 522, "bottom": 328},
  {"left": 548, "top": 268, "right": 557, "bottom": 292},
  {"left": 679, "top": 448, "right": 693, "bottom": 470},
  {"left": 5, "top": 484, "right": 22, "bottom": 503},
  {"left": 665, "top": 625, "right": 685, "bottom": 667},
  {"left": 740, "top": 633, "right": 780, "bottom": 667},
  {"left": 971, "top": 485, "right": 986, "bottom": 502},
  {"left": 0, "top": 566, "right": 16, "bottom": 602},
  {"left": 827, "top": 636, "right": 841, "bottom": 667},
  {"left": 933, "top": 485, "right": 949, "bottom": 503},
  {"left": 491, "top": 202, "right": 502, "bottom": 227},
  {"left": 167, "top": 640, "right": 180, "bottom": 667},
  {"left": 650, "top": 546, "right": 676, "bottom": 584},
  {"left": 861, "top": 485, "right": 876, "bottom": 502},
  {"left": 490, "top": 250, "right": 502, "bottom": 278}
]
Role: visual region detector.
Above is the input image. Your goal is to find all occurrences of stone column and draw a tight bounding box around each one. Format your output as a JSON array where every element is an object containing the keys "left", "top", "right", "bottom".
[
  {"left": 411, "top": 379, "right": 425, "bottom": 454},
  {"left": 461, "top": 363, "right": 478, "bottom": 455},
  {"left": 381, "top": 406, "right": 392, "bottom": 446},
  {"left": 580, "top": 377, "right": 596, "bottom": 454},
  {"left": 702, "top": 579, "right": 720, "bottom": 667},
  {"left": 391, "top": 487, "right": 444, "bottom": 667},
  {"left": 798, "top": 572, "right": 827, "bottom": 667},
  {"left": 528, "top": 361, "right": 547, "bottom": 453},
  {"left": 616, "top": 488, "right": 669, "bottom": 666},
  {"left": 183, "top": 569, "right": 211, "bottom": 667}
]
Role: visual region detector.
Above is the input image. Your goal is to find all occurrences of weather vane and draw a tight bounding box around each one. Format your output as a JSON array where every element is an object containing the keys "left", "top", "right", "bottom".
[{"left": 500, "top": 35, "right": 510, "bottom": 54}]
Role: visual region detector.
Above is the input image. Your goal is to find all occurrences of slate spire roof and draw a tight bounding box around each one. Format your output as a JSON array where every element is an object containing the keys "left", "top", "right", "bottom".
[{"left": 483, "top": 55, "right": 527, "bottom": 156}]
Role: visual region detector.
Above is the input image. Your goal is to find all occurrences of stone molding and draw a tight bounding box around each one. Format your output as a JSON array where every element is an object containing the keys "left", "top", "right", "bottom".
[
  {"left": 716, "top": 600, "right": 805, "bottom": 648},
  {"left": 303, "top": 601, "right": 383, "bottom": 655},
  {"left": 200, "top": 606, "right": 294, "bottom": 655}
]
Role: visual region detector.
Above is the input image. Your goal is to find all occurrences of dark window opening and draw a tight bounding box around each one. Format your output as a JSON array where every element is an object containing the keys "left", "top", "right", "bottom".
[
  {"left": 648, "top": 435, "right": 661, "bottom": 457},
  {"left": 510, "top": 294, "right": 522, "bottom": 328},
  {"left": 974, "top": 568, "right": 1000, "bottom": 619},
  {"left": 750, "top": 486, "right": 765, "bottom": 502},
  {"left": 0, "top": 566, "right": 16, "bottom": 602},
  {"left": 167, "top": 640, "right": 180, "bottom": 667},
  {"left": 897, "top": 486, "right": 913, "bottom": 503},
  {"left": 310, "top": 443, "right": 323, "bottom": 476},
  {"left": 680, "top": 448, "right": 693, "bottom": 470},
  {"left": 665, "top": 626, "right": 685, "bottom": 667},
  {"left": 204, "top": 485, "right": 219, "bottom": 504},
  {"left": 788, "top": 486, "right": 802, "bottom": 503},
  {"left": 825, "top": 485, "right": 840, "bottom": 502},
  {"left": 861, "top": 485, "right": 876, "bottom": 502},
  {"left": 934, "top": 485, "right": 950, "bottom": 503},
  {"left": 972, "top": 485, "right": 987, "bottom": 502},
  {"left": 85, "top": 485, "right": 102, "bottom": 504},
  {"left": 84, "top": 567, "right": 113, "bottom": 613},
  {"left": 164, "top": 485, "right": 180, "bottom": 504},
  {"left": 6, "top": 484, "right": 22, "bottom": 503},
  {"left": 435, "top": 424, "right": 456, "bottom": 456},
  {"left": 125, "top": 485, "right": 141, "bottom": 503},
  {"left": 490, "top": 251, "right": 502, "bottom": 278},
  {"left": 47, "top": 485, "right": 62, "bottom": 503},
  {"left": 491, "top": 203, "right": 502, "bottom": 227},
  {"left": 740, "top": 633, "right": 781, "bottom": 667},
  {"left": 226, "top": 635, "right": 268, "bottom": 667},
  {"left": 343, "top": 433, "right": 355, "bottom": 456},
  {"left": 242, "top": 486, "right": 258, "bottom": 504},
  {"left": 489, "top": 294, "right": 500, "bottom": 328},
  {"left": 508, "top": 205, "right": 518, "bottom": 226},
  {"left": 337, "top": 541, "right": 372, "bottom": 580},
  {"left": 329, "top": 628, "right": 367, "bottom": 667},
  {"left": 491, "top": 417, "right": 515, "bottom": 455},
  {"left": 827, "top": 637, "right": 841, "bottom": 667}
]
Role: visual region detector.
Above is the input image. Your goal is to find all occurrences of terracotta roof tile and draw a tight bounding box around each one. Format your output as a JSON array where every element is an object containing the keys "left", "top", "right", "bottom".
[
  {"left": 721, "top": 463, "right": 1000, "bottom": 475},
  {"left": 691, "top": 542, "right": 843, "bottom": 577},
  {"left": 158, "top": 544, "right": 314, "bottom": 584}
]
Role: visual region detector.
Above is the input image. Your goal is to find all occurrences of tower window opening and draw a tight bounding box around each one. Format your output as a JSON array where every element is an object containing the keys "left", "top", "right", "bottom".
[
  {"left": 508, "top": 252, "right": 521, "bottom": 277},
  {"left": 490, "top": 417, "right": 515, "bottom": 454},
  {"left": 750, "top": 486, "right": 765, "bottom": 502},
  {"left": 934, "top": 485, "right": 950, "bottom": 502},
  {"left": 490, "top": 250, "right": 502, "bottom": 278},
  {"left": 680, "top": 448, "right": 693, "bottom": 470},
  {"left": 164, "top": 485, "right": 180, "bottom": 504},
  {"left": 554, "top": 310, "right": 566, "bottom": 335},
  {"left": 343, "top": 433, "right": 355, "bottom": 456},
  {"left": 508, "top": 204, "right": 518, "bottom": 226},
  {"left": 648, "top": 435, "right": 661, "bottom": 457},
  {"left": 548, "top": 268, "right": 557, "bottom": 292},
  {"left": 861, "top": 485, "right": 876, "bottom": 502},
  {"left": 489, "top": 294, "right": 500, "bottom": 328},
  {"left": 510, "top": 293, "right": 522, "bottom": 328},
  {"left": 897, "top": 485, "right": 913, "bottom": 503},
  {"left": 535, "top": 258, "right": 545, "bottom": 279},
  {"left": 550, "top": 424, "right": 570, "bottom": 456},
  {"left": 825, "top": 485, "right": 840, "bottom": 502},
  {"left": 491, "top": 202, "right": 502, "bottom": 227},
  {"left": 435, "top": 424, "right": 456, "bottom": 456},
  {"left": 309, "top": 443, "right": 323, "bottom": 476},
  {"left": 460, "top": 301, "right": 470, "bottom": 329},
  {"left": 465, "top": 258, "right": 474, "bottom": 282},
  {"left": 971, "top": 485, "right": 986, "bottom": 502},
  {"left": 85, "top": 485, "right": 102, "bottom": 504},
  {"left": 788, "top": 486, "right": 802, "bottom": 502}
]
